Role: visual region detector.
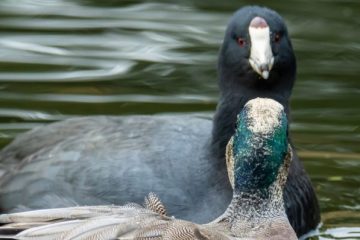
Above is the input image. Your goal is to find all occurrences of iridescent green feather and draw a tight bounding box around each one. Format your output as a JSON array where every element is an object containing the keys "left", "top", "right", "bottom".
[{"left": 232, "top": 109, "right": 288, "bottom": 194}]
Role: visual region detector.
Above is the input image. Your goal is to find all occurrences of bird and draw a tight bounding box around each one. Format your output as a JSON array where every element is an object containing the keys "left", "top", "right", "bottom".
[
  {"left": 0, "top": 5, "right": 320, "bottom": 237},
  {"left": 0, "top": 98, "right": 298, "bottom": 240}
]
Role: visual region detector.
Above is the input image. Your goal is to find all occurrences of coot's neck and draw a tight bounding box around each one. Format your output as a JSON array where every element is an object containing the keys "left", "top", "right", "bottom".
[{"left": 211, "top": 65, "right": 294, "bottom": 160}]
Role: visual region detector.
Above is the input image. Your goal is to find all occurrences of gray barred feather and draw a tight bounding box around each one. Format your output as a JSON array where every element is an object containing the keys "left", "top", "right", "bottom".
[
  {"left": 163, "top": 221, "right": 209, "bottom": 240},
  {"left": 0, "top": 205, "right": 235, "bottom": 240},
  {"left": 133, "top": 220, "right": 169, "bottom": 239}
]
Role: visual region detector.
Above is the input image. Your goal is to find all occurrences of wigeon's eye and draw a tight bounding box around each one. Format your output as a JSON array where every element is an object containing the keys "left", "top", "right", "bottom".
[
  {"left": 274, "top": 33, "right": 281, "bottom": 43},
  {"left": 237, "top": 37, "right": 246, "bottom": 47}
]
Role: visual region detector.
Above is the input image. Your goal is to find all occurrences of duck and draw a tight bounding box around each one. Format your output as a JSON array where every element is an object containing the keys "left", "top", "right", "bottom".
[
  {"left": 0, "top": 6, "right": 320, "bottom": 237},
  {"left": 0, "top": 98, "right": 298, "bottom": 240}
]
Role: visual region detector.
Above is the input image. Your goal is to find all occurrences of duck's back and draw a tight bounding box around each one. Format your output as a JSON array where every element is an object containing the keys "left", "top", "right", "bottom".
[{"left": 0, "top": 115, "right": 232, "bottom": 223}]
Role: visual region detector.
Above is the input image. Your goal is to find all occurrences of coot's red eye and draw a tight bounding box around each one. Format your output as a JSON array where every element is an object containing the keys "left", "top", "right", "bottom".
[
  {"left": 237, "top": 37, "right": 246, "bottom": 47},
  {"left": 274, "top": 33, "right": 281, "bottom": 43}
]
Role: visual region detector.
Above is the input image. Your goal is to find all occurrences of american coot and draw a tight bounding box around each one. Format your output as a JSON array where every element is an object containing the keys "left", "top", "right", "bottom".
[
  {"left": 0, "top": 98, "right": 298, "bottom": 240},
  {"left": 0, "top": 6, "right": 320, "bottom": 237}
]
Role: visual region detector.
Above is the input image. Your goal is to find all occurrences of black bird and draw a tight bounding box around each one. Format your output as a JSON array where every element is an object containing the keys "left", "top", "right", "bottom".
[{"left": 0, "top": 6, "right": 320, "bottom": 237}]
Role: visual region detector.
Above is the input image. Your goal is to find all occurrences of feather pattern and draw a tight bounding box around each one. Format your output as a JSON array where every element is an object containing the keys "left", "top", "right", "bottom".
[{"left": 144, "top": 193, "right": 167, "bottom": 217}]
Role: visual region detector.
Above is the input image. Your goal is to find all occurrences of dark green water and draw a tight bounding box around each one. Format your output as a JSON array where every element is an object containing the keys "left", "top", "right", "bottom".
[{"left": 0, "top": 0, "right": 359, "bottom": 238}]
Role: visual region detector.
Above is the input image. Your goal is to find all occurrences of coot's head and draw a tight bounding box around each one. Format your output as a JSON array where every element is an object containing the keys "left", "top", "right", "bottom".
[{"left": 219, "top": 6, "right": 296, "bottom": 99}]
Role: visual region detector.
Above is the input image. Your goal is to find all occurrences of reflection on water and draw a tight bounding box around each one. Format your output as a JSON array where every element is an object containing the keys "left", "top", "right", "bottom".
[{"left": 0, "top": 0, "right": 359, "bottom": 239}]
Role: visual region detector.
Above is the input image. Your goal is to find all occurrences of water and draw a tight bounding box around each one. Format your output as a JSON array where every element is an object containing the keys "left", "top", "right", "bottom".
[{"left": 0, "top": 0, "right": 359, "bottom": 239}]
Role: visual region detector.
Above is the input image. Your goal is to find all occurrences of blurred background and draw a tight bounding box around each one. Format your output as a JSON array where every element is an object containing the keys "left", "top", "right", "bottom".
[{"left": 0, "top": 0, "right": 359, "bottom": 239}]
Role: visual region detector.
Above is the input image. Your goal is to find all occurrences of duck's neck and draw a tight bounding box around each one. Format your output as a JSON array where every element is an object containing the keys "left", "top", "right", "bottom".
[
  {"left": 226, "top": 174, "right": 287, "bottom": 221},
  {"left": 218, "top": 159, "right": 290, "bottom": 235}
]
